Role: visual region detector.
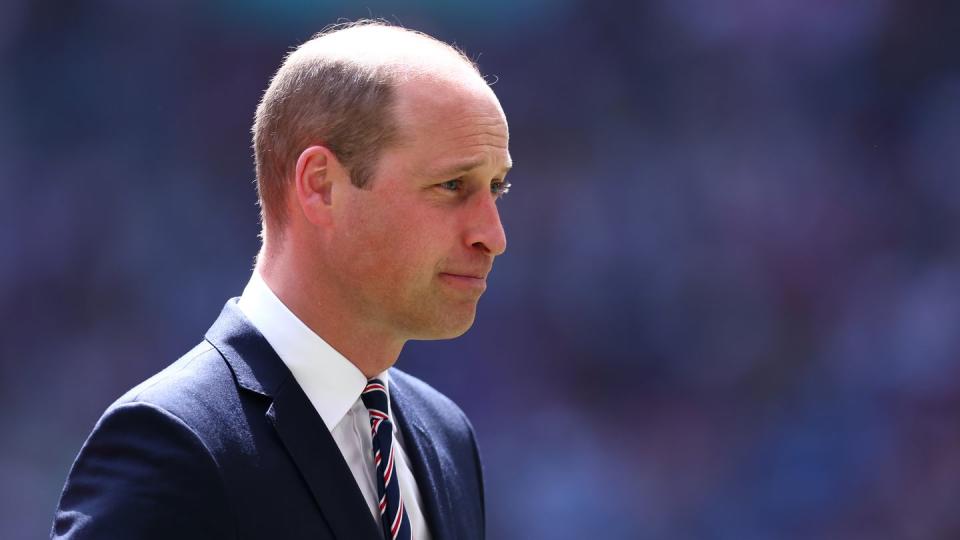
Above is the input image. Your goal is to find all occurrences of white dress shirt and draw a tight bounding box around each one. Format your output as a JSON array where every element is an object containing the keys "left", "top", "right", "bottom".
[{"left": 237, "top": 271, "right": 432, "bottom": 540}]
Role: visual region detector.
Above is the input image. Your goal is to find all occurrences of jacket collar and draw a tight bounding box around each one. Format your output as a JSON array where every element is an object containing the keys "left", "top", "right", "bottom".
[
  {"left": 204, "top": 299, "right": 382, "bottom": 540},
  {"left": 204, "top": 298, "right": 286, "bottom": 397},
  {"left": 236, "top": 270, "right": 371, "bottom": 433}
]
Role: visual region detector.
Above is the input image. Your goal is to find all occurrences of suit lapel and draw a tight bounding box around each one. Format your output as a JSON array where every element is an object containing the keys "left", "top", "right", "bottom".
[
  {"left": 205, "top": 299, "right": 381, "bottom": 540},
  {"left": 390, "top": 372, "right": 455, "bottom": 540},
  {"left": 266, "top": 380, "right": 382, "bottom": 540}
]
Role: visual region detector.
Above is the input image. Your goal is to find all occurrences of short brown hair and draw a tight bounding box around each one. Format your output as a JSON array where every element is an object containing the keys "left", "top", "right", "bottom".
[
  {"left": 251, "top": 20, "right": 480, "bottom": 233},
  {"left": 252, "top": 22, "right": 397, "bottom": 231}
]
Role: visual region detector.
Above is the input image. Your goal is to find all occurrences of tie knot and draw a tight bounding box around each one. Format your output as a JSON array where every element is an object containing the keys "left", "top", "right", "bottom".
[{"left": 361, "top": 378, "right": 390, "bottom": 418}]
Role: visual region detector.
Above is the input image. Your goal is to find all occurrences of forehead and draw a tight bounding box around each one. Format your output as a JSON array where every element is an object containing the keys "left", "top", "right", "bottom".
[{"left": 391, "top": 76, "right": 511, "bottom": 174}]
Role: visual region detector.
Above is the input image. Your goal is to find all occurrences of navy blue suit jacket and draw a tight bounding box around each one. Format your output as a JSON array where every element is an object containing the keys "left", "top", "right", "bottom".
[{"left": 52, "top": 300, "right": 485, "bottom": 539}]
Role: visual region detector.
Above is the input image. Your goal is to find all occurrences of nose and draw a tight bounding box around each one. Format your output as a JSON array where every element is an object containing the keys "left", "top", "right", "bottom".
[{"left": 466, "top": 194, "right": 507, "bottom": 257}]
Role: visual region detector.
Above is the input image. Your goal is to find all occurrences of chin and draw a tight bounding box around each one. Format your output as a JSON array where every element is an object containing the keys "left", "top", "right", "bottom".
[{"left": 409, "top": 311, "right": 476, "bottom": 341}]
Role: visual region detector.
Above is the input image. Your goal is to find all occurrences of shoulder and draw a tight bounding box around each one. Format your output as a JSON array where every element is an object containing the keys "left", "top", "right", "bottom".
[
  {"left": 390, "top": 368, "right": 474, "bottom": 428},
  {"left": 389, "top": 367, "right": 486, "bottom": 530},
  {"left": 116, "top": 341, "right": 232, "bottom": 412},
  {"left": 105, "top": 340, "right": 251, "bottom": 440},
  {"left": 389, "top": 367, "right": 481, "bottom": 458},
  {"left": 53, "top": 342, "right": 236, "bottom": 539}
]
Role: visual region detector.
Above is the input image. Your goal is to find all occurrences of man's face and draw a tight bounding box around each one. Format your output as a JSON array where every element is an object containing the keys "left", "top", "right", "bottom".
[{"left": 328, "top": 76, "right": 511, "bottom": 341}]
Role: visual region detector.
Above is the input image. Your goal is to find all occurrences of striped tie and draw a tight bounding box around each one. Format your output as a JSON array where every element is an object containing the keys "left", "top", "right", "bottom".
[{"left": 361, "top": 378, "right": 412, "bottom": 540}]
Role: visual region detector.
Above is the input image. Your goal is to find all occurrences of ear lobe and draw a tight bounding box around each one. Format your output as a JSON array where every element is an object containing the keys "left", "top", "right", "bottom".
[{"left": 294, "top": 145, "right": 338, "bottom": 225}]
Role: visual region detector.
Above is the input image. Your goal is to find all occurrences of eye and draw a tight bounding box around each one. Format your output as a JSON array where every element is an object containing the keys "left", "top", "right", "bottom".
[
  {"left": 491, "top": 180, "right": 511, "bottom": 198},
  {"left": 438, "top": 179, "right": 463, "bottom": 191}
]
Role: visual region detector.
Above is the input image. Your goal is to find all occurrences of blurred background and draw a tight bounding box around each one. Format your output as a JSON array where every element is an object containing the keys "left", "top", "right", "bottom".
[{"left": 3, "top": 0, "right": 960, "bottom": 538}]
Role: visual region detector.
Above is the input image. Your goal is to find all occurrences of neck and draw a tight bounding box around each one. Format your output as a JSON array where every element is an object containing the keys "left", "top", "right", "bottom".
[{"left": 256, "top": 244, "right": 405, "bottom": 379}]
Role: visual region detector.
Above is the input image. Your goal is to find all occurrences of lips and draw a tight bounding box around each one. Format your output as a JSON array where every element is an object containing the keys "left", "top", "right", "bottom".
[
  {"left": 439, "top": 264, "right": 491, "bottom": 281},
  {"left": 438, "top": 271, "right": 489, "bottom": 292},
  {"left": 440, "top": 271, "right": 487, "bottom": 280}
]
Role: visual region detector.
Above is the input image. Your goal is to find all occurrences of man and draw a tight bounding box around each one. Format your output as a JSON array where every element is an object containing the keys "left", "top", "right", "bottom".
[{"left": 52, "top": 20, "right": 511, "bottom": 540}]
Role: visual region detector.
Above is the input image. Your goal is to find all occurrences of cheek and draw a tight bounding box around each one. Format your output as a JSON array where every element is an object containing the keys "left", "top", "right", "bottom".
[{"left": 347, "top": 203, "right": 440, "bottom": 283}]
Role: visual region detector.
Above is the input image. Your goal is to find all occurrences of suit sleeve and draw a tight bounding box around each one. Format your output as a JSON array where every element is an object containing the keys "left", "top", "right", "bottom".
[
  {"left": 461, "top": 408, "right": 486, "bottom": 538},
  {"left": 52, "top": 401, "right": 234, "bottom": 539},
  {"left": 469, "top": 426, "right": 485, "bottom": 530}
]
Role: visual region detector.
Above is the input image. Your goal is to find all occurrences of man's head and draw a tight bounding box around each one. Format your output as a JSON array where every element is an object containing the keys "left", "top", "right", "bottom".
[{"left": 252, "top": 21, "right": 511, "bottom": 345}]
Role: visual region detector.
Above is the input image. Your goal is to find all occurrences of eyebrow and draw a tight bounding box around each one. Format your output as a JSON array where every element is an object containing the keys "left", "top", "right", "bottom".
[{"left": 434, "top": 156, "right": 513, "bottom": 179}]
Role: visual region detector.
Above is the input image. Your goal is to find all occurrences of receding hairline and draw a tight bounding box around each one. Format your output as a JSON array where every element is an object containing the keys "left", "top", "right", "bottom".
[{"left": 289, "top": 22, "right": 486, "bottom": 87}]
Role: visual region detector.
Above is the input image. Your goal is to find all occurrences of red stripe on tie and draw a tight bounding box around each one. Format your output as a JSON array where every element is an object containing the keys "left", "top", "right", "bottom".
[
  {"left": 384, "top": 446, "right": 395, "bottom": 485},
  {"left": 391, "top": 497, "right": 405, "bottom": 538}
]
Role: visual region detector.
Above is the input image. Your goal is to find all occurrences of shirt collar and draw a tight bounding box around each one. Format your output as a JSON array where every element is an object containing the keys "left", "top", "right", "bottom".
[{"left": 236, "top": 270, "right": 390, "bottom": 431}]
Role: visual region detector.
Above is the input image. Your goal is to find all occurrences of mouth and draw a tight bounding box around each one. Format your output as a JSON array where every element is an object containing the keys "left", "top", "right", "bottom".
[
  {"left": 438, "top": 272, "right": 488, "bottom": 292},
  {"left": 441, "top": 271, "right": 486, "bottom": 279}
]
